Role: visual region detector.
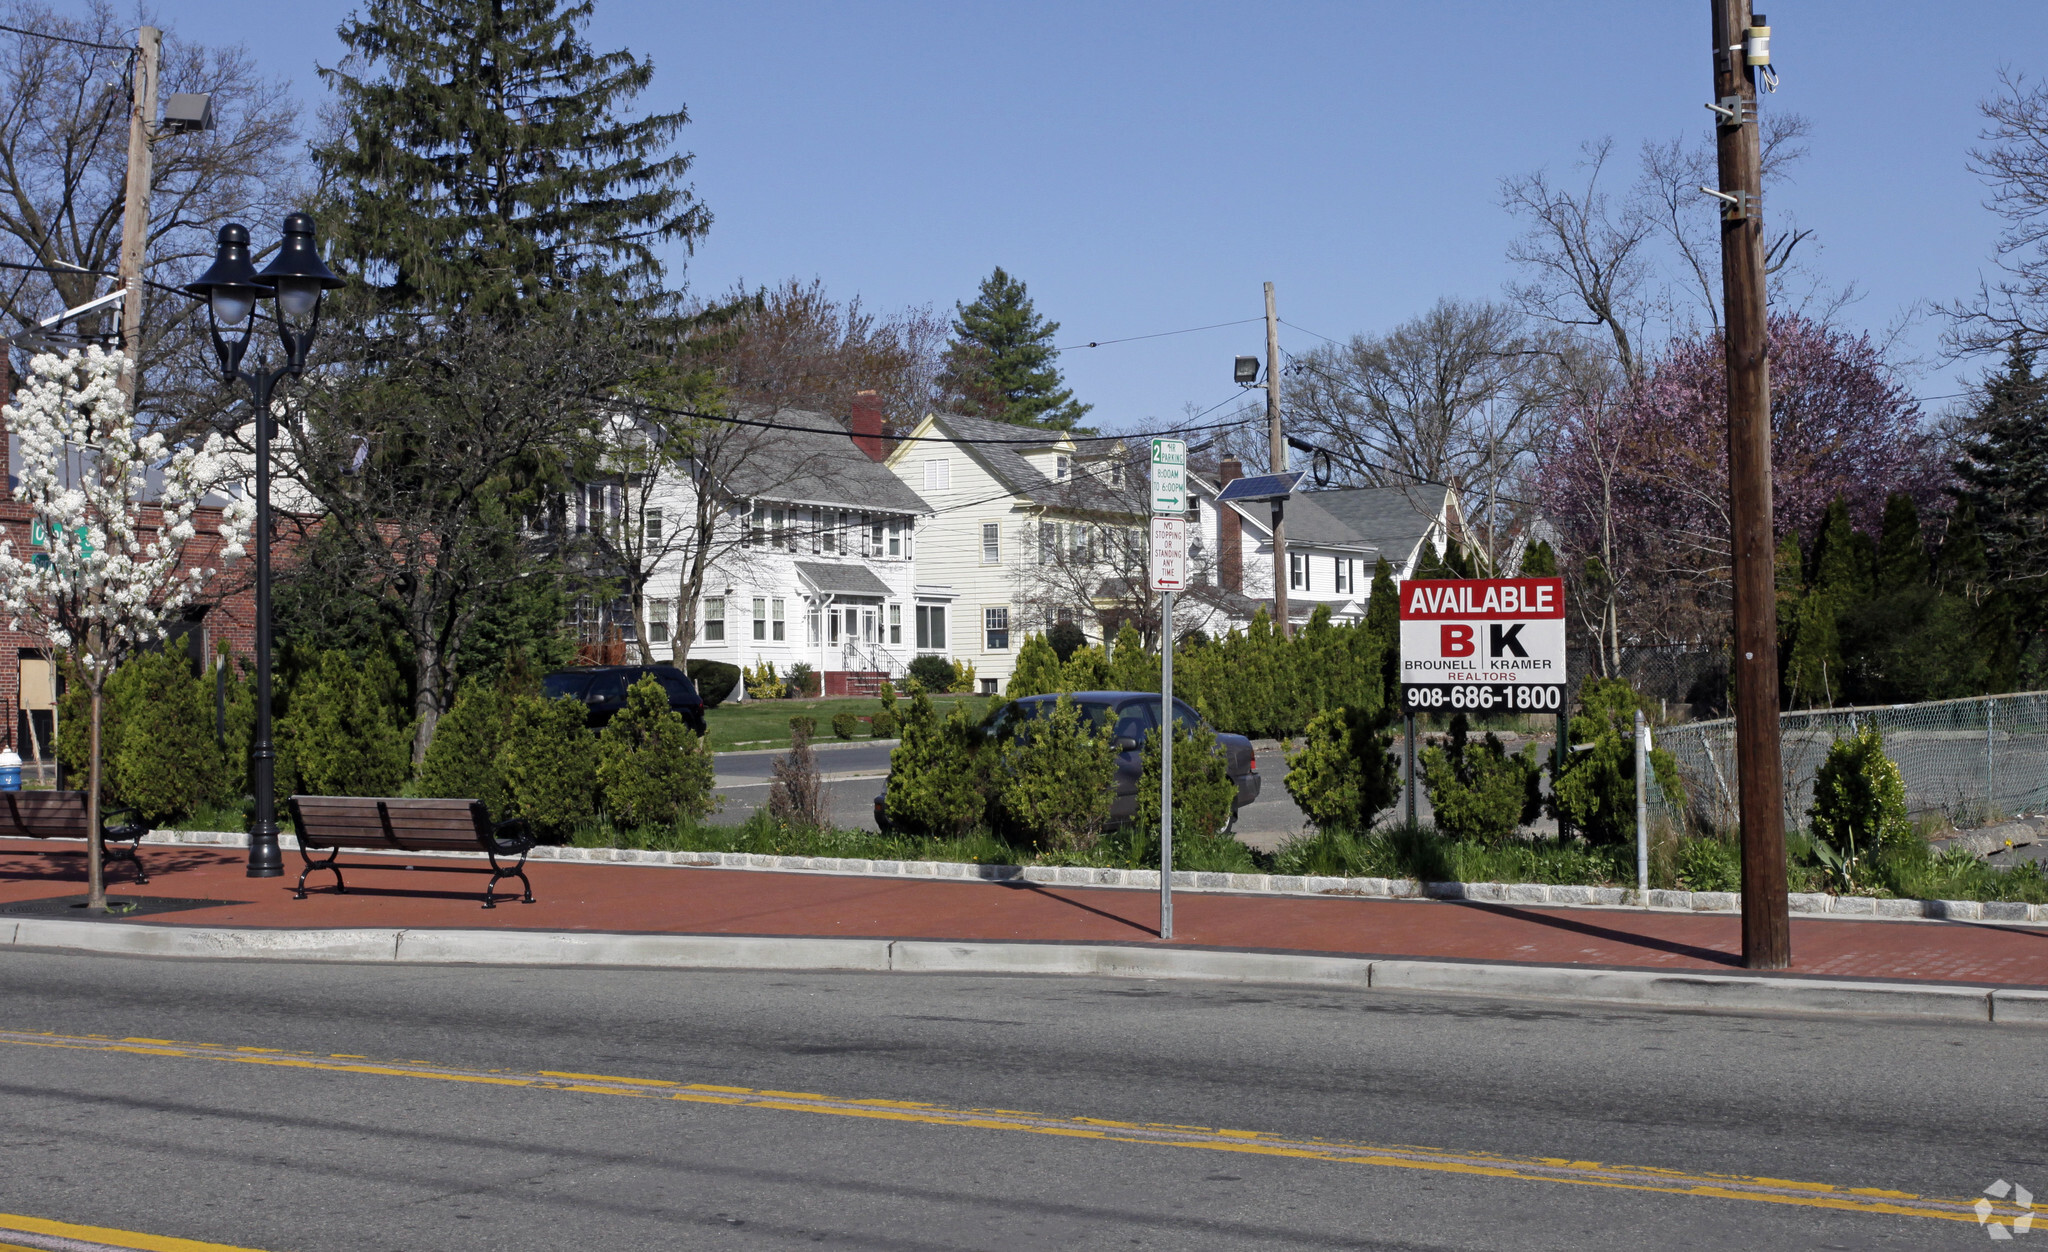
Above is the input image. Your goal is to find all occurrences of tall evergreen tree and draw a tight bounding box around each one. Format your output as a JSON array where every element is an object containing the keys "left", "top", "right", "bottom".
[
  {"left": 317, "top": 0, "right": 709, "bottom": 316},
  {"left": 1362, "top": 557, "right": 1401, "bottom": 713},
  {"left": 1873, "top": 493, "right": 1929, "bottom": 594},
  {"left": 1954, "top": 339, "right": 2048, "bottom": 660},
  {"left": 938, "top": 267, "right": 1091, "bottom": 430}
]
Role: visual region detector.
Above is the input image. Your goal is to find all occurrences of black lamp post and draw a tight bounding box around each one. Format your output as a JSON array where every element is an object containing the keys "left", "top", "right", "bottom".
[{"left": 186, "top": 214, "right": 343, "bottom": 878}]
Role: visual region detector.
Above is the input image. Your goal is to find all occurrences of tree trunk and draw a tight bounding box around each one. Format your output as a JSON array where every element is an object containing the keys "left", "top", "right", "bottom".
[
  {"left": 412, "top": 640, "right": 442, "bottom": 765},
  {"left": 86, "top": 686, "right": 105, "bottom": 911}
]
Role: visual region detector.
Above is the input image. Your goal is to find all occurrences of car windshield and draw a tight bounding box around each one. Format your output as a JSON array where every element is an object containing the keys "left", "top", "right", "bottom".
[
  {"left": 542, "top": 672, "right": 593, "bottom": 701},
  {"left": 1005, "top": 696, "right": 1203, "bottom": 742},
  {"left": 647, "top": 670, "right": 699, "bottom": 704}
]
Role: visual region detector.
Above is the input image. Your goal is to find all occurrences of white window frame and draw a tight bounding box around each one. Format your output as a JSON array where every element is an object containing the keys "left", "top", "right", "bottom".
[
  {"left": 984, "top": 606, "right": 1010, "bottom": 651},
  {"left": 889, "top": 603, "right": 902, "bottom": 645},
  {"left": 649, "top": 599, "right": 670, "bottom": 644},
  {"left": 924, "top": 458, "right": 951, "bottom": 492},
  {"left": 888, "top": 518, "right": 901, "bottom": 557},
  {"left": 771, "top": 598, "right": 786, "bottom": 642},
  {"left": 702, "top": 597, "right": 725, "bottom": 641},
  {"left": 1290, "top": 552, "right": 1307, "bottom": 591},
  {"left": 982, "top": 522, "right": 1001, "bottom": 565}
]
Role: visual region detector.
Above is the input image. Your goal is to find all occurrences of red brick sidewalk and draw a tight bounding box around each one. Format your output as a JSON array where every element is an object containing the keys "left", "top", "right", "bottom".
[{"left": 6, "top": 838, "right": 2048, "bottom": 988}]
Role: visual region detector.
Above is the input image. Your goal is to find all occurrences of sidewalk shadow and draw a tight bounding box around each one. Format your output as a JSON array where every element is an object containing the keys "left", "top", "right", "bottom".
[
  {"left": 0, "top": 848, "right": 226, "bottom": 884},
  {"left": 996, "top": 880, "right": 1160, "bottom": 939},
  {"left": 1443, "top": 900, "right": 1743, "bottom": 968}
]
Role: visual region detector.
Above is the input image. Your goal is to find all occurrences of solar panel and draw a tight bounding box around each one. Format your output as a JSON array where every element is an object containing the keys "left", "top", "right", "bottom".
[{"left": 1214, "top": 471, "right": 1303, "bottom": 503}]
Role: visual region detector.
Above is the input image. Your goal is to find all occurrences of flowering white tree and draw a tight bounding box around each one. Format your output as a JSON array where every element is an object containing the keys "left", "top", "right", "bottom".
[{"left": 0, "top": 347, "right": 252, "bottom": 909}]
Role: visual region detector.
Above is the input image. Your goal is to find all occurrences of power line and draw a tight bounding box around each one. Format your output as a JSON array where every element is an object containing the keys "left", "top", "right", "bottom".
[
  {"left": 1279, "top": 319, "right": 1344, "bottom": 347},
  {"left": 604, "top": 393, "right": 1264, "bottom": 448},
  {"left": 0, "top": 21, "right": 133, "bottom": 53},
  {"left": 1057, "top": 317, "right": 1262, "bottom": 352}
]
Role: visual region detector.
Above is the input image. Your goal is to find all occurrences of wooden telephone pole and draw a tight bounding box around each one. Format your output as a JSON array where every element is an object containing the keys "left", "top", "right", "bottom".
[
  {"left": 1711, "top": 0, "right": 1790, "bottom": 969},
  {"left": 1265, "top": 282, "right": 1288, "bottom": 638},
  {"left": 116, "top": 26, "right": 162, "bottom": 410}
]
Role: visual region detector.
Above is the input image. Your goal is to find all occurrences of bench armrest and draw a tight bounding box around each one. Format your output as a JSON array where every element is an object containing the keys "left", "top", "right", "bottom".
[
  {"left": 488, "top": 816, "right": 534, "bottom": 854},
  {"left": 100, "top": 804, "right": 147, "bottom": 841}
]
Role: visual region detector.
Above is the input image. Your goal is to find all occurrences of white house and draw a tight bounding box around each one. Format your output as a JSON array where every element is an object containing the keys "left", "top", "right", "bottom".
[
  {"left": 880, "top": 411, "right": 1147, "bottom": 692},
  {"left": 1176, "top": 460, "right": 1460, "bottom": 637},
  {"left": 590, "top": 403, "right": 934, "bottom": 696}
]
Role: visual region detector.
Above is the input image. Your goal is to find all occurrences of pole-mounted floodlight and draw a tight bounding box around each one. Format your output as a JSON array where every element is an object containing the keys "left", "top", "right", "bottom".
[
  {"left": 183, "top": 214, "right": 344, "bottom": 880},
  {"left": 1233, "top": 355, "right": 1260, "bottom": 386}
]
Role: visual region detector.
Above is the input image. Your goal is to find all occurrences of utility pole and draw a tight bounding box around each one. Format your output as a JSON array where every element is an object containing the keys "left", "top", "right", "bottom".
[
  {"left": 1265, "top": 282, "right": 1288, "bottom": 638},
  {"left": 1711, "top": 0, "right": 1789, "bottom": 969},
  {"left": 116, "top": 26, "right": 162, "bottom": 411}
]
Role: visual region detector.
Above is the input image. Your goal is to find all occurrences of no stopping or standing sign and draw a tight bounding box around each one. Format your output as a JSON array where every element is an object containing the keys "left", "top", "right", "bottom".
[{"left": 1399, "top": 577, "right": 1566, "bottom": 713}]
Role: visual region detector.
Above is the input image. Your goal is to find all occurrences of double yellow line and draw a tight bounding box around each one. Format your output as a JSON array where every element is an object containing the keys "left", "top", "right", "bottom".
[{"left": 0, "top": 1027, "right": 2003, "bottom": 1230}]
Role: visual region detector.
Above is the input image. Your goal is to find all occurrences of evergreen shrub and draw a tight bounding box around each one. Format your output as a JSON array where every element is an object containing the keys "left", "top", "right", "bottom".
[
  {"left": 497, "top": 695, "right": 597, "bottom": 837},
  {"left": 993, "top": 693, "right": 1117, "bottom": 851},
  {"left": 908, "top": 654, "right": 956, "bottom": 692},
  {"left": 1551, "top": 678, "right": 1681, "bottom": 845},
  {"left": 883, "top": 687, "right": 987, "bottom": 835},
  {"left": 1419, "top": 714, "right": 1541, "bottom": 844},
  {"left": 417, "top": 677, "right": 515, "bottom": 813},
  {"left": 1005, "top": 633, "right": 1062, "bottom": 697},
  {"left": 597, "top": 675, "right": 715, "bottom": 827},
  {"left": 1285, "top": 706, "right": 1399, "bottom": 832},
  {"left": 685, "top": 659, "right": 741, "bottom": 707},
  {"left": 56, "top": 650, "right": 229, "bottom": 824},
  {"left": 1060, "top": 644, "right": 1110, "bottom": 691},
  {"left": 1808, "top": 723, "right": 1915, "bottom": 877},
  {"left": 870, "top": 702, "right": 899, "bottom": 738},
  {"left": 786, "top": 662, "right": 818, "bottom": 697},
  {"left": 831, "top": 711, "right": 860, "bottom": 739},
  {"left": 788, "top": 716, "right": 816, "bottom": 738},
  {"left": 1046, "top": 620, "right": 1086, "bottom": 662},
  {"left": 274, "top": 649, "right": 412, "bottom": 805},
  {"left": 1132, "top": 720, "right": 1237, "bottom": 842}
]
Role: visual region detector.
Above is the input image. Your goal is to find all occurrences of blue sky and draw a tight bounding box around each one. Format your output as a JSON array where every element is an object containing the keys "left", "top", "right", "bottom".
[{"left": 167, "top": 0, "right": 2047, "bottom": 426}]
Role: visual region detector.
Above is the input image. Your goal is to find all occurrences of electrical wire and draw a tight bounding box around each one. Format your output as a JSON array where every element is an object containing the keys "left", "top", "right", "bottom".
[
  {"left": 0, "top": 259, "right": 114, "bottom": 277},
  {"left": 1057, "top": 317, "right": 1262, "bottom": 352},
  {"left": 1278, "top": 319, "right": 1345, "bottom": 347},
  {"left": 0, "top": 21, "right": 133, "bottom": 53},
  {"left": 603, "top": 391, "right": 1263, "bottom": 448}
]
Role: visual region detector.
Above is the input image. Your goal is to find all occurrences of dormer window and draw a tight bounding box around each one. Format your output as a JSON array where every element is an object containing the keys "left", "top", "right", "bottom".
[
  {"left": 1110, "top": 462, "right": 1124, "bottom": 489},
  {"left": 1056, "top": 454, "right": 1070, "bottom": 481}
]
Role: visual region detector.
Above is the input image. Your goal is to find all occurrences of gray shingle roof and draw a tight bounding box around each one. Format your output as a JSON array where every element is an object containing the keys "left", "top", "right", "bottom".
[
  {"left": 794, "top": 561, "right": 894, "bottom": 598},
  {"left": 929, "top": 412, "right": 1138, "bottom": 515},
  {"left": 1304, "top": 484, "right": 1449, "bottom": 563},
  {"left": 717, "top": 410, "right": 932, "bottom": 515}
]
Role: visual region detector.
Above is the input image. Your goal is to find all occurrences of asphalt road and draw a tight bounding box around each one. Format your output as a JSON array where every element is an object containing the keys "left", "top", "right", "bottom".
[{"left": 1, "top": 949, "right": 2040, "bottom": 1250}]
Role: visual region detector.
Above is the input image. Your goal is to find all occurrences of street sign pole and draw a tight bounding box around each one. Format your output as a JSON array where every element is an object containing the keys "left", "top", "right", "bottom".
[
  {"left": 1160, "top": 588, "right": 1174, "bottom": 941},
  {"left": 1149, "top": 437, "right": 1188, "bottom": 942}
]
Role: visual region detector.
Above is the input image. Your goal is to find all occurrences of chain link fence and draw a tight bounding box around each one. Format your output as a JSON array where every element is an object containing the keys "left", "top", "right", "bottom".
[{"left": 1652, "top": 692, "right": 2048, "bottom": 835}]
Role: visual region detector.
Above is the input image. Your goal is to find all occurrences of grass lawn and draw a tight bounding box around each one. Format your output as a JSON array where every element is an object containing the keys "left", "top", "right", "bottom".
[{"left": 703, "top": 692, "right": 993, "bottom": 752}]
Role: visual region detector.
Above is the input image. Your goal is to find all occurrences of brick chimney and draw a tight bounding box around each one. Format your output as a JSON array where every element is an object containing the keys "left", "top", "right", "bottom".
[
  {"left": 1217, "top": 457, "right": 1243, "bottom": 593},
  {"left": 850, "top": 389, "right": 885, "bottom": 461}
]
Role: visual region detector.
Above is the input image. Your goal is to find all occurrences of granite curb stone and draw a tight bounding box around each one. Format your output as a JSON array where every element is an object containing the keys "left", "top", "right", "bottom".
[
  {"left": 6, "top": 919, "right": 2043, "bottom": 1024},
  {"left": 126, "top": 828, "right": 2048, "bottom": 927}
]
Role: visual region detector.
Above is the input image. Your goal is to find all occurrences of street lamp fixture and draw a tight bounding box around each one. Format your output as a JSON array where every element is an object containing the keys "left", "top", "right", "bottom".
[
  {"left": 1233, "top": 355, "right": 1260, "bottom": 386},
  {"left": 185, "top": 214, "right": 344, "bottom": 879}
]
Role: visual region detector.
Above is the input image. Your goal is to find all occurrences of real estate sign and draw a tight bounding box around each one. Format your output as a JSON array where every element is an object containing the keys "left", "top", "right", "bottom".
[
  {"left": 1398, "top": 577, "right": 1566, "bottom": 713},
  {"left": 1149, "top": 517, "right": 1188, "bottom": 592},
  {"left": 1150, "top": 438, "right": 1187, "bottom": 514}
]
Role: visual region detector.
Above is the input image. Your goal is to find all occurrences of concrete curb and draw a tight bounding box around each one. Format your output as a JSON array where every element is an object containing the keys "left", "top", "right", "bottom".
[
  {"left": 140, "top": 828, "right": 2048, "bottom": 927},
  {"left": 5, "top": 917, "right": 2039, "bottom": 1023}
]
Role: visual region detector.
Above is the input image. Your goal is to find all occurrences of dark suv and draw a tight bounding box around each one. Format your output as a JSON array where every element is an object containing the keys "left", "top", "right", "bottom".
[
  {"left": 543, "top": 666, "right": 707, "bottom": 735},
  {"left": 875, "top": 691, "right": 1259, "bottom": 832}
]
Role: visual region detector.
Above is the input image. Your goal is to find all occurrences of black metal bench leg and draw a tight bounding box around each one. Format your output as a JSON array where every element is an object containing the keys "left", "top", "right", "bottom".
[
  {"left": 294, "top": 852, "right": 345, "bottom": 900},
  {"left": 108, "top": 843, "right": 148, "bottom": 886},
  {"left": 484, "top": 850, "right": 535, "bottom": 908}
]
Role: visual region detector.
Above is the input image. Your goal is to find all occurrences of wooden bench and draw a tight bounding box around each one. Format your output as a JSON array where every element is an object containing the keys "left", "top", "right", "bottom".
[
  {"left": 286, "top": 796, "right": 536, "bottom": 909},
  {"left": 0, "top": 791, "right": 148, "bottom": 884}
]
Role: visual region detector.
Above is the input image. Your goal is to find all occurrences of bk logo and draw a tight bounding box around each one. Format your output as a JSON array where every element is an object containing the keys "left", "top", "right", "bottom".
[{"left": 1440, "top": 623, "right": 1528, "bottom": 660}]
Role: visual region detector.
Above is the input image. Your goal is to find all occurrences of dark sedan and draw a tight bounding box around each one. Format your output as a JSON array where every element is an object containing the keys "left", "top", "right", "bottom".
[
  {"left": 543, "top": 666, "right": 707, "bottom": 735},
  {"left": 875, "top": 691, "right": 1259, "bottom": 832}
]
